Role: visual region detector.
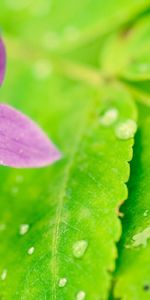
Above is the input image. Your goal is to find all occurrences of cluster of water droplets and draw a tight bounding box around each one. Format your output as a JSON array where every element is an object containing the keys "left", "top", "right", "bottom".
[
  {"left": 0, "top": 174, "right": 34, "bottom": 281},
  {"left": 99, "top": 107, "right": 137, "bottom": 140},
  {"left": 58, "top": 239, "right": 88, "bottom": 298}
]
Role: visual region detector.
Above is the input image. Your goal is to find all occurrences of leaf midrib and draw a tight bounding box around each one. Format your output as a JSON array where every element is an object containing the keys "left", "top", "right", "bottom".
[{"left": 51, "top": 96, "right": 94, "bottom": 299}]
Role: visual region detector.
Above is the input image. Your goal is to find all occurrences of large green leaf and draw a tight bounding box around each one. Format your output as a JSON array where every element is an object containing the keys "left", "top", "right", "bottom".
[
  {"left": 114, "top": 103, "right": 150, "bottom": 300},
  {"left": 2, "top": 2, "right": 150, "bottom": 299},
  {"left": 0, "top": 0, "right": 149, "bottom": 54},
  {"left": 0, "top": 54, "right": 137, "bottom": 299}
]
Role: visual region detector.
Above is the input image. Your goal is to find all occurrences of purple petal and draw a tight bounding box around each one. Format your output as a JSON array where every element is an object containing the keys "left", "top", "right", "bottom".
[
  {"left": 0, "top": 39, "right": 6, "bottom": 85},
  {"left": 0, "top": 104, "right": 61, "bottom": 168}
]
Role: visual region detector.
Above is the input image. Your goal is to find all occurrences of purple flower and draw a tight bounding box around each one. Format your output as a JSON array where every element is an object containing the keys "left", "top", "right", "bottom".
[
  {"left": 0, "top": 104, "right": 61, "bottom": 168},
  {"left": 0, "top": 38, "right": 6, "bottom": 85},
  {"left": 0, "top": 39, "right": 61, "bottom": 168}
]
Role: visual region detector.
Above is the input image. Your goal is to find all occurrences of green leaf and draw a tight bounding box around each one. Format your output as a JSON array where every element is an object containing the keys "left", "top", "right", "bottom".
[
  {"left": 0, "top": 56, "right": 137, "bottom": 299},
  {"left": 100, "top": 14, "right": 150, "bottom": 81},
  {"left": 114, "top": 103, "right": 150, "bottom": 300},
  {"left": 0, "top": 0, "right": 149, "bottom": 53}
]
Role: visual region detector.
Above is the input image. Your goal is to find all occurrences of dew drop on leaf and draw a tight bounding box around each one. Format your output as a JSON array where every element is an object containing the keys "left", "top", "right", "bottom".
[
  {"left": 27, "top": 246, "right": 35, "bottom": 255},
  {"left": 115, "top": 119, "right": 137, "bottom": 140},
  {"left": 76, "top": 290, "right": 86, "bottom": 300},
  {"left": 19, "top": 224, "right": 29, "bottom": 236},
  {"left": 1, "top": 269, "right": 7, "bottom": 281},
  {"left": 99, "top": 108, "right": 118, "bottom": 126},
  {"left": 58, "top": 277, "right": 67, "bottom": 287},
  {"left": 72, "top": 240, "right": 88, "bottom": 258}
]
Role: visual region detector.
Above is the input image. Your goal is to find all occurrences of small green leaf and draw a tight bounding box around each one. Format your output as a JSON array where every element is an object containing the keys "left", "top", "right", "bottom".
[
  {"left": 114, "top": 103, "right": 150, "bottom": 300},
  {"left": 100, "top": 14, "right": 150, "bottom": 81}
]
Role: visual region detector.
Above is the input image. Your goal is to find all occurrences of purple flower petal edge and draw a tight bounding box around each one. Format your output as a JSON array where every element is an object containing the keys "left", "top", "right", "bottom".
[
  {"left": 0, "top": 104, "right": 61, "bottom": 168},
  {"left": 0, "top": 39, "right": 6, "bottom": 85}
]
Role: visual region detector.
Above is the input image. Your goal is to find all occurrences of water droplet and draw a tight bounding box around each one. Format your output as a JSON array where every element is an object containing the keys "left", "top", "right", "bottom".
[
  {"left": 19, "top": 224, "right": 29, "bottom": 236},
  {"left": 73, "top": 240, "right": 88, "bottom": 258},
  {"left": 1, "top": 269, "right": 7, "bottom": 281},
  {"left": 27, "top": 246, "right": 35, "bottom": 255},
  {"left": 132, "top": 226, "right": 150, "bottom": 247},
  {"left": 115, "top": 119, "right": 137, "bottom": 140},
  {"left": 58, "top": 277, "right": 67, "bottom": 287},
  {"left": 144, "top": 210, "right": 149, "bottom": 217},
  {"left": 33, "top": 60, "right": 53, "bottom": 80},
  {"left": 99, "top": 108, "right": 118, "bottom": 126},
  {"left": 76, "top": 291, "right": 86, "bottom": 300}
]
